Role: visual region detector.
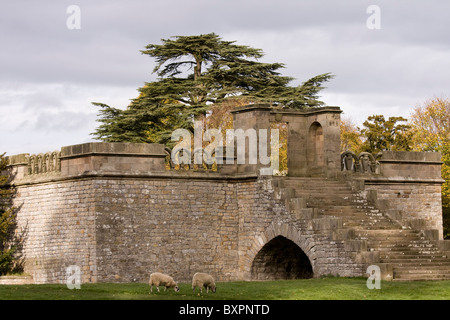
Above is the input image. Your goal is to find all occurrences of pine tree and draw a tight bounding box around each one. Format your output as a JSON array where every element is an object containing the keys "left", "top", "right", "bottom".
[{"left": 92, "top": 33, "right": 334, "bottom": 145}]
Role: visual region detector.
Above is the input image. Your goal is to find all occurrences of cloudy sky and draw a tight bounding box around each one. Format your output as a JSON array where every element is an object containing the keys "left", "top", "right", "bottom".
[{"left": 1, "top": 0, "right": 449, "bottom": 155}]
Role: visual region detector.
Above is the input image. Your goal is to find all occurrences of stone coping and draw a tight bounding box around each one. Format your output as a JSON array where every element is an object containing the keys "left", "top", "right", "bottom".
[
  {"left": 357, "top": 176, "right": 445, "bottom": 185},
  {"left": 379, "top": 159, "right": 443, "bottom": 165},
  {"left": 11, "top": 171, "right": 260, "bottom": 186},
  {"left": 60, "top": 142, "right": 166, "bottom": 159},
  {"left": 230, "top": 104, "right": 342, "bottom": 115},
  {"left": 6, "top": 142, "right": 167, "bottom": 165},
  {"left": 379, "top": 151, "right": 442, "bottom": 163}
]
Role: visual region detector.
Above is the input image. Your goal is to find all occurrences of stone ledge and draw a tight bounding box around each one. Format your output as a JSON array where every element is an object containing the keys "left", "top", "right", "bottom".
[
  {"left": 230, "top": 104, "right": 342, "bottom": 116},
  {"left": 0, "top": 275, "right": 34, "bottom": 285},
  {"left": 379, "top": 159, "right": 443, "bottom": 165},
  {"left": 60, "top": 142, "right": 166, "bottom": 159},
  {"left": 380, "top": 151, "right": 442, "bottom": 162},
  {"left": 358, "top": 177, "right": 445, "bottom": 185},
  {"left": 10, "top": 171, "right": 259, "bottom": 186}
]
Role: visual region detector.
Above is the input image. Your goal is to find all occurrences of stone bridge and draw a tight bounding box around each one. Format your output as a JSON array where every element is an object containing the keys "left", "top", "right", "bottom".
[{"left": 4, "top": 105, "right": 450, "bottom": 283}]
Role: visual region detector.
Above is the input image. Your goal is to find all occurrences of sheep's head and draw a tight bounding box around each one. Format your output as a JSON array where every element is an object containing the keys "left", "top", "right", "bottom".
[
  {"left": 174, "top": 285, "right": 180, "bottom": 292},
  {"left": 210, "top": 284, "right": 216, "bottom": 293}
]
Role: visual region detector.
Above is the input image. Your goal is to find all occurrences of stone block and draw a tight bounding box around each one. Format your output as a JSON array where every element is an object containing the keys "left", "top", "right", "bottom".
[
  {"left": 295, "top": 208, "right": 318, "bottom": 220},
  {"left": 331, "top": 228, "right": 355, "bottom": 241},
  {"left": 309, "top": 217, "right": 342, "bottom": 230},
  {"left": 274, "top": 187, "right": 295, "bottom": 200},
  {"left": 288, "top": 197, "right": 307, "bottom": 211},
  {"left": 344, "top": 240, "right": 367, "bottom": 252},
  {"left": 378, "top": 263, "right": 394, "bottom": 282},
  {"left": 356, "top": 251, "right": 380, "bottom": 265},
  {"left": 423, "top": 229, "right": 439, "bottom": 240}
]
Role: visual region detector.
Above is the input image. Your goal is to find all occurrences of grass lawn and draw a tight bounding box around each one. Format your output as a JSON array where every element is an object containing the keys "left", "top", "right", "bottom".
[{"left": 1, "top": 277, "right": 450, "bottom": 300}]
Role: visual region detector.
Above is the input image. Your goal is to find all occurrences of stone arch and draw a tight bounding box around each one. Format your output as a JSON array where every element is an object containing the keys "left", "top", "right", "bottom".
[
  {"left": 245, "top": 222, "right": 315, "bottom": 280},
  {"left": 251, "top": 235, "right": 313, "bottom": 280},
  {"left": 307, "top": 121, "right": 325, "bottom": 173}
]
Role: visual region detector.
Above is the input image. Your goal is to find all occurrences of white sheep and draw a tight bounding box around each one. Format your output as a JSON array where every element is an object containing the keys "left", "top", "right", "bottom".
[
  {"left": 192, "top": 272, "right": 216, "bottom": 293},
  {"left": 149, "top": 272, "right": 180, "bottom": 293}
]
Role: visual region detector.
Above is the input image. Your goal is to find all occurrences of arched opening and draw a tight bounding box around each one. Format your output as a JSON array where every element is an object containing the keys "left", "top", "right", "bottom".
[
  {"left": 307, "top": 122, "right": 324, "bottom": 174},
  {"left": 251, "top": 236, "right": 313, "bottom": 280}
]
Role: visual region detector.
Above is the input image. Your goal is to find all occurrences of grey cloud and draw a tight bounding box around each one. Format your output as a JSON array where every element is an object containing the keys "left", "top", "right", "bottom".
[
  {"left": 32, "top": 110, "right": 96, "bottom": 132},
  {"left": 1, "top": 0, "right": 450, "bottom": 154}
]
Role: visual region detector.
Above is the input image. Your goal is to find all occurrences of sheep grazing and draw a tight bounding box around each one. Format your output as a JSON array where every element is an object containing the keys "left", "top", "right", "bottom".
[
  {"left": 149, "top": 272, "right": 180, "bottom": 293},
  {"left": 192, "top": 272, "right": 216, "bottom": 293}
]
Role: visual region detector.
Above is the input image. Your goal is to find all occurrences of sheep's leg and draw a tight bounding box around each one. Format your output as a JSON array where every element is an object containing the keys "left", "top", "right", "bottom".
[
  {"left": 157, "top": 286, "right": 160, "bottom": 293},
  {"left": 206, "top": 287, "right": 209, "bottom": 293},
  {"left": 150, "top": 285, "right": 153, "bottom": 293}
]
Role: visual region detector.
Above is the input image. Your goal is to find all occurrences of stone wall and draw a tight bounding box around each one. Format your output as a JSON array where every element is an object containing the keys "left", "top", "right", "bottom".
[
  {"left": 7, "top": 140, "right": 369, "bottom": 284},
  {"left": 230, "top": 105, "right": 342, "bottom": 178},
  {"left": 345, "top": 151, "right": 445, "bottom": 239},
  {"left": 14, "top": 178, "right": 97, "bottom": 284},
  {"left": 4, "top": 105, "right": 445, "bottom": 284},
  {"left": 93, "top": 176, "right": 241, "bottom": 283},
  {"left": 11, "top": 171, "right": 366, "bottom": 284}
]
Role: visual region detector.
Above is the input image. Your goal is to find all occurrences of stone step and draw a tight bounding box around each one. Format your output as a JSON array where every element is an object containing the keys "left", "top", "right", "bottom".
[
  {"left": 394, "top": 263, "right": 450, "bottom": 269},
  {"left": 290, "top": 190, "right": 353, "bottom": 195},
  {"left": 380, "top": 249, "right": 448, "bottom": 257},
  {"left": 393, "top": 272, "right": 450, "bottom": 281},
  {"left": 394, "top": 267, "right": 450, "bottom": 275},
  {"left": 383, "top": 258, "right": 450, "bottom": 264},
  {"left": 355, "top": 229, "right": 418, "bottom": 237},
  {"left": 277, "top": 177, "right": 450, "bottom": 281},
  {"left": 343, "top": 222, "right": 399, "bottom": 230},
  {"left": 372, "top": 244, "right": 441, "bottom": 252},
  {"left": 392, "top": 261, "right": 450, "bottom": 280}
]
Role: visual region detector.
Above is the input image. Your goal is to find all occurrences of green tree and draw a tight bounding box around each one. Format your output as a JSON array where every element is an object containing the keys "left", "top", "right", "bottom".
[
  {"left": 359, "top": 115, "right": 412, "bottom": 154},
  {"left": 409, "top": 97, "right": 450, "bottom": 238},
  {"left": 92, "top": 33, "right": 334, "bottom": 146},
  {"left": 0, "top": 154, "right": 21, "bottom": 275},
  {"left": 340, "top": 117, "right": 363, "bottom": 153}
]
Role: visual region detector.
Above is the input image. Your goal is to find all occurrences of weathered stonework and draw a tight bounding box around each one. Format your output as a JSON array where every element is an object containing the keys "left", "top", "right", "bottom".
[
  {"left": 346, "top": 151, "right": 445, "bottom": 239},
  {"left": 4, "top": 105, "right": 448, "bottom": 284}
]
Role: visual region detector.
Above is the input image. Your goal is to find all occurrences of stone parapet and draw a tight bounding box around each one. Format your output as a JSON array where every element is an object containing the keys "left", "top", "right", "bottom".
[
  {"left": 378, "top": 151, "right": 443, "bottom": 180},
  {"left": 60, "top": 142, "right": 166, "bottom": 176},
  {"left": 344, "top": 151, "right": 445, "bottom": 239},
  {"left": 6, "top": 142, "right": 168, "bottom": 184}
]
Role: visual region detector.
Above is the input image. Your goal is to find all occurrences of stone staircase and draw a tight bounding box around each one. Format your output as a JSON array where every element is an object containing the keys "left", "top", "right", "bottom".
[{"left": 275, "top": 176, "right": 450, "bottom": 281}]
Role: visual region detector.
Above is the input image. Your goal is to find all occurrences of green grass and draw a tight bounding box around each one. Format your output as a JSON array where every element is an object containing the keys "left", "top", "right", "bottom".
[{"left": 1, "top": 277, "right": 450, "bottom": 300}]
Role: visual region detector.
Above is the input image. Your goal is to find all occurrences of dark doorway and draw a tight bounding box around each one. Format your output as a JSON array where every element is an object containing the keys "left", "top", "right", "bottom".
[{"left": 251, "top": 236, "right": 313, "bottom": 280}]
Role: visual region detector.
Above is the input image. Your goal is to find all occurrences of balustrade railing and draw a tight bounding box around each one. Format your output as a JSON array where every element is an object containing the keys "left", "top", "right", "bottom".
[{"left": 27, "top": 151, "right": 61, "bottom": 175}]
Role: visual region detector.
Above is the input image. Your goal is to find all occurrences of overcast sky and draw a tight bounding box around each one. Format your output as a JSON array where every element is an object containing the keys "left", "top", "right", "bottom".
[{"left": 1, "top": 0, "right": 449, "bottom": 155}]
